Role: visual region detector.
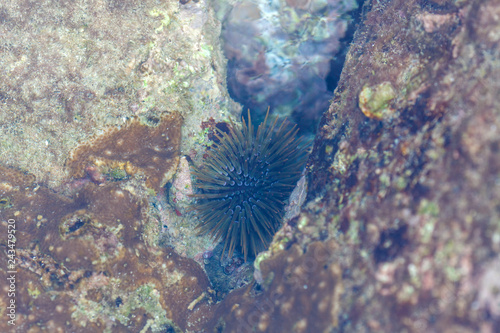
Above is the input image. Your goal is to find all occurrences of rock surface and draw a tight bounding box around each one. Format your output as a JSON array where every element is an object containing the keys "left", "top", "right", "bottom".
[
  {"left": 0, "top": 0, "right": 235, "bottom": 188},
  {"left": 1, "top": 0, "right": 499, "bottom": 332},
  {"left": 212, "top": 0, "right": 500, "bottom": 331}
]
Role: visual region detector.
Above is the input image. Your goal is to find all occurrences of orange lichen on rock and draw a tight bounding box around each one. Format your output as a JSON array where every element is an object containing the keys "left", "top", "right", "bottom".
[{"left": 66, "top": 112, "right": 182, "bottom": 190}]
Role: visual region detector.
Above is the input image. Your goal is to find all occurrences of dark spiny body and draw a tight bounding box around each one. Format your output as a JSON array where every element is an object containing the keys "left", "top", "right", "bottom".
[{"left": 192, "top": 110, "right": 307, "bottom": 260}]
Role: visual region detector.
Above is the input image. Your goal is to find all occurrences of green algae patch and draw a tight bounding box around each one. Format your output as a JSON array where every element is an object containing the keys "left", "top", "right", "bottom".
[{"left": 358, "top": 82, "right": 396, "bottom": 120}]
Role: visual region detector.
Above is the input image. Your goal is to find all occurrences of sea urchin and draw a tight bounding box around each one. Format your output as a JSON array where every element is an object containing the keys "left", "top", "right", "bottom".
[{"left": 192, "top": 110, "right": 307, "bottom": 260}]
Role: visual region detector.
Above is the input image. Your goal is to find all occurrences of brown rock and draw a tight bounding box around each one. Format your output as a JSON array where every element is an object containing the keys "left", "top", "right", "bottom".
[{"left": 67, "top": 112, "right": 182, "bottom": 191}]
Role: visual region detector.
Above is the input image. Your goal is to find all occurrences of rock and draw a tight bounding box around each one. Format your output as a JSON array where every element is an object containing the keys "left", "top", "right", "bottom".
[{"left": 210, "top": 0, "right": 500, "bottom": 331}]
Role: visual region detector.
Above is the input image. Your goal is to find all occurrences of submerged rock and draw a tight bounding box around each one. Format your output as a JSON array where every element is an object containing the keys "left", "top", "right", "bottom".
[
  {"left": 0, "top": 0, "right": 234, "bottom": 188},
  {"left": 216, "top": 0, "right": 359, "bottom": 131},
  {"left": 209, "top": 0, "right": 500, "bottom": 331},
  {"left": 2, "top": 0, "right": 500, "bottom": 331}
]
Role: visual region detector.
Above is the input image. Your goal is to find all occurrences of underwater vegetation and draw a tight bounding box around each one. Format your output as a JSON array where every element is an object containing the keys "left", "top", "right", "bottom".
[{"left": 192, "top": 110, "right": 308, "bottom": 260}]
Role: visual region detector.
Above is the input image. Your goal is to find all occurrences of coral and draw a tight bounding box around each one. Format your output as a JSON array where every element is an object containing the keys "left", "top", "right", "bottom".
[
  {"left": 67, "top": 112, "right": 182, "bottom": 191},
  {"left": 192, "top": 110, "right": 307, "bottom": 260}
]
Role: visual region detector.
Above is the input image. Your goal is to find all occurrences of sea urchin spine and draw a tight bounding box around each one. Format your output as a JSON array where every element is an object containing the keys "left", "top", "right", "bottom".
[{"left": 192, "top": 110, "right": 307, "bottom": 260}]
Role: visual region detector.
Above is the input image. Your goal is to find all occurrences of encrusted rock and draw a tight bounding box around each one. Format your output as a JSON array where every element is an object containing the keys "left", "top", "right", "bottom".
[{"left": 67, "top": 112, "right": 182, "bottom": 191}]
